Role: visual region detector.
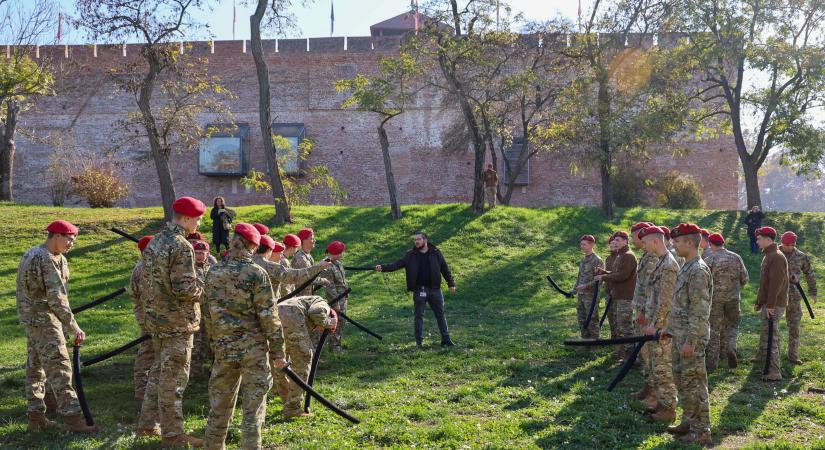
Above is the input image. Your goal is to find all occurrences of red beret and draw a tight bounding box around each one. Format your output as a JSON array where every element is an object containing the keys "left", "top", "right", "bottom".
[
  {"left": 253, "top": 223, "right": 270, "bottom": 235},
  {"left": 46, "top": 220, "right": 79, "bottom": 235},
  {"left": 639, "top": 226, "right": 664, "bottom": 238},
  {"left": 193, "top": 241, "right": 210, "bottom": 251},
  {"left": 579, "top": 234, "right": 595, "bottom": 243},
  {"left": 172, "top": 196, "right": 206, "bottom": 217},
  {"left": 259, "top": 235, "right": 276, "bottom": 251},
  {"left": 186, "top": 232, "right": 204, "bottom": 241},
  {"left": 272, "top": 241, "right": 286, "bottom": 253},
  {"left": 631, "top": 222, "right": 652, "bottom": 233},
  {"left": 671, "top": 223, "right": 702, "bottom": 238},
  {"left": 283, "top": 234, "right": 301, "bottom": 248},
  {"left": 780, "top": 231, "right": 797, "bottom": 245},
  {"left": 138, "top": 236, "right": 153, "bottom": 252},
  {"left": 755, "top": 227, "right": 777, "bottom": 239},
  {"left": 708, "top": 233, "right": 725, "bottom": 245},
  {"left": 700, "top": 229, "right": 710, "bottom": 238},
  {"left": 234, "top": 223, "right": 261, "bottom": 246},
  {"left": 326, "top": 240, "right": 346, "bottom": 255},
  {"left": 612, "top": 231, "right": 629, "bottom": 240},
  {"left": 297, "top": 228, "right": 314, "bottom": 241},
  {"left": 660, "top": 225, "right": 671, "bottom": 240}
]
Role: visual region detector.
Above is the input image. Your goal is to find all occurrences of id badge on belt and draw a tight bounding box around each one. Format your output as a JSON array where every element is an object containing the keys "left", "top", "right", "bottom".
[{"left": 419, "top": 287, "right": 427, "bottom": 298}]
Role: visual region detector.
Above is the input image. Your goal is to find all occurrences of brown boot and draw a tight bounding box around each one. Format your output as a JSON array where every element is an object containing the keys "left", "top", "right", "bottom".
[
  {"left": 62, "top": 414, "right": 98, "bottom": 433},
  {"left": 44, "top": 391, "right": 58, "bottom": 412},
  {"left": 136, "top": 426, "right": 161, "bottom": 438},
  {"left": 284, "top": 410, "right": 314, "bottom": 419},
  {"left": 647, "top": 408, "right": 676, "bottom": 423},
  {"left": 666, "top": 422, "right": 690, "bottom": 435},
  {"left": 789, "top": 358, "right": 803, "bottom": 365},
  {"left": 27, "top": 411, "right": 56, "bottom": 432},
  {"left": 160, "top": 434, "right": 204, "bottom": 448},
  {"left": 631, "top": 384, "right": 650, "bottom": 400},
  {"left": 642, "top": 394, "right": 659, "bottom": 411},
  {"left": 727, "top": 349, "right": 738, "bottom": 368},
  {"left": 680, "top": 431, "right": 712, "bottom": 445},
  {"left": 134, "top": 390, "right": 145, "bottom": 402}
]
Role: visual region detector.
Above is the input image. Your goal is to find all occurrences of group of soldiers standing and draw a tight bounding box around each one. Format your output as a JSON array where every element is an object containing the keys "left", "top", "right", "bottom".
[
  {"left": 17, "top": 196, "right": 353, "bottom": 449},
  {"left": 573, "top": 222, "right": 816, "bottom": 445}
]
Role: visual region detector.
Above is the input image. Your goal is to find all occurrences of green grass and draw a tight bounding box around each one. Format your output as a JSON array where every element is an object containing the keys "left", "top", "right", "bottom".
[{"left": 1, "top": 202, "right": 824, "bottom": 449}]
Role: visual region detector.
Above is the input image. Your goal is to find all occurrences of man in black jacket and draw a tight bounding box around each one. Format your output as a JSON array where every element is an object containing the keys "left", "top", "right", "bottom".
[
  {"left": 376, "top": 231, "right": 457, "bottom": 347},
  {"left": 745, "top": 206, "right": 766, "bottom": 254}
]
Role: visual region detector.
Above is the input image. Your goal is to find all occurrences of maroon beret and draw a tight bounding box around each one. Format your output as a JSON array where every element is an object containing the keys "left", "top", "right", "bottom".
[
  {"left": 708, "top": 233, "right": 725, "bottom": 245},
  {"left": 326, "top": 240, "right": 346, "bottom": 255},
  {"left": 283, "top": 234, "right": 301, "bottom": 248},
  {"left": 272, "top": 241, "right": 286, "bottom": 252},
  {"left": 671, "top": 223, "right": 702, "bottom": 238},
  {"left": 193, "top": 241, "right": 210, "bottom": 251},
  {"left": 755, "top": 227, "right": 777, "bottom": 239},
  {"left": 659, "top": 225, "right": 671, "bottom": 240},
  {"left": 780, "top": 231, "right": 797, "bottom": 245},
  {"left": 172, "top": 196, "right": 206, "bottom": 217},
  {"left": 612, "top": 231, "right": 629, "bottom": 240},
  {"left": 186, "top": 232, "right": 204, "bottom": 241},
  {"left": 259, "top": 235, "right": 276, "bottom": 251},
  {"left": 700, "top": 229, "right": 710, "bottom": 238},
  {"left": 639, "top": 226, "right": 665, "bottom": 238},
  {"left": 253, "top": 223, "right": 270, "bottom": 235},
  {"left": 297, "top": 228, "right": 314, "bottom": 241},
  {"left": 138, "top": 236, "right": 153, "bottom": 252},
  {"left": 46, "top": 220, "right": 79, "bottom": 235},
  {"left": 631, "top": 222, "right": 652, "bottom": 233},
  {"left": 234, "top": 223, "right": 261, "bottom": 246},
  {"left": 580, "top": 234, "right": 596, "bottom": 243}
]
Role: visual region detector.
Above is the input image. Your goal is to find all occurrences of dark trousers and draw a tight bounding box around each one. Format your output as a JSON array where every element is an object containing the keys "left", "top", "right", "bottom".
[
  {"left": 748, "top": 229, "right": 759, "bottom": 253},
  {"left": 413, "top": 287, "right": 450, "bottom": 344}
]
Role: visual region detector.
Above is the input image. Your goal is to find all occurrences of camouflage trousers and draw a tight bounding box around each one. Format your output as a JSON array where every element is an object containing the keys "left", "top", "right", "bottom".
[
  {"left": 138, "top": 333, "right": 193, "bottom": 437},
  {"left": 672, "top": 340, "right": 710, "bottom": 434},
  {"left": 785, "top": 296, "right": 804, "bottom": 360},
  {"left": 205, "top": 343, "right": 272, "bottom": 450},
  {"left": 646, "top": 339, "right": 677, "bottom": 409},
  {"left": 24, "top": 318, "right": 82, "bottom": 416},
  {"left": 485, "top": 186, "right": 497, "bottom": 207},
  {"left": 278, "top": 306, "right": 315, "bottom": 416},
  {"left": 576, "top": 291, "right": 600, "bottom": 340},
  {"left": 191, "top": 316, "right": 213, "bottom": 377},
  {"left": 756, "top": 307, "right": 785, "bottom": 379},
  {"left": 133, "top": 337, "right": 155, "bottom": 400},
  {"left": 608, "top": 299, "right": 634, "bottom": 356},
  {"left": 329, "top": 296, "right": 347, "bottom": 350},
  {"left": 706, "top": 297, "right": 741, "bottom": 369}
]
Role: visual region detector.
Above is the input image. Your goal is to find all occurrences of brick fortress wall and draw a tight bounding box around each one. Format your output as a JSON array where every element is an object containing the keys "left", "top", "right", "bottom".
[{"left": 10, "top": 36, "right": 739, "bottom": 210}]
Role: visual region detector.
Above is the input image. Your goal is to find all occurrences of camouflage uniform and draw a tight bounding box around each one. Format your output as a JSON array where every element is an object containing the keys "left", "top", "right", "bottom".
[
  {"left": 191, "top": 259, "right": 213, "bottom": 378},
  {"left": 634, "top": 251, "right": 657, "bottom": 375},
  {"left": 669, "top": 256, "right": 712, "bottom": 436},
  {"left": 603, "top": 249, "right": 619, "bottom": 339},
  {"left": 137, "top": 222, "right": 203, "bottom": 439},
  {"left": 291, "top": 249, "right": 316, "bottom": 296},
  {"left": 277, "top": 296, "right": 335, "bottom": 416},
  {"left": 203, "top": 239, "right": 285, "bottom": 450},
  {"left": 130, "top": 259, "right": 155, "bottom": 400},
  {"left": 575, "top": 253, "right": 604, "bottom": 340},
  {"left": 320, "top": 260, "right": 349, "bottom": 349},
  {"left": 16, "top": 245, "right": 82, "bottom": 417},
  {"left": 669, "top": 246, "right": 685, "bottom": 268},
  {"left": 644, "top": 253, "right": 679, "bottom": 411},
  {"left": 782, "top": 247, "right": 817, "bottom": 362},
  {"left": 706, "top": 248, "right": 748, "bottom": 369}
]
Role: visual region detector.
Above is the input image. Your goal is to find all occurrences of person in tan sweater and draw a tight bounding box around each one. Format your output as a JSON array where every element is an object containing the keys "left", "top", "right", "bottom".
[{"left": 753, "top": 226, "right": 789, "bottom": 381}]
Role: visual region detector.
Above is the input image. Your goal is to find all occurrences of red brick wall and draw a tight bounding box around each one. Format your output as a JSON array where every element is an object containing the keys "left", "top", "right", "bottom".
[{"left": 11, "top": 38, "right": 739, "bottom": 210}]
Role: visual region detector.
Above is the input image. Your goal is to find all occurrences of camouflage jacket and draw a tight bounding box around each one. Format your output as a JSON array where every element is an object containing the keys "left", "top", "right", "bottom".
[
  {"left": 253, "top": 254, "right": 326, "bottom": 298},
  {"left": 130, "top": 259, "right": 148, "bottom": 331},
  {"left": 142, "top": 222, "right": 203, "bottom": 336},
  {"left": 645, "top": 252, "right": 679, "bottom": 330},
  {"left": 668, "top": 256, "right": 712, "bottom": 349},
  {"left": 701, "top": 247, "right": 716, "bottom": 264},
  {"left": 668, "top": 246, "right": 685, "bottom": 268},
  {"left": 782, "top": 247, "right": 817, "bottom": 297},
  {"left": 320, "top": 260, "right": 349, "bottom": 304},
  {"left": 708, "top": 248, "right": 749, "bottom": 303},
  {"left": 633, "top": 251, "right": 657, "bottom": 313},
  {"left": 16, "top": 244, "right": 78, "bottom": 329},
  {"left": 278, "top": 295, "right": 335, "bottom": 330},
  {"left": 291, "top": 249, "right": 317, "bottom": 296},
  {"left": 204, "top": 240, "right": 286, "bottom": 361},
  {"left": 576, "top": 253, "right": 604, "bottom": 293}
]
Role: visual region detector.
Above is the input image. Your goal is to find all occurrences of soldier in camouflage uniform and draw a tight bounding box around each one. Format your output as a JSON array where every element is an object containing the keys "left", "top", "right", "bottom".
[
  {"left": 595, "top": 231, "right": 637, "bottom": 360},
  {"left": 292, "top": 228, "right": 320, "bottom": 295},
  {"left": 16, "top": 220, "right": 97, "bottom": 433},
  {"left": 664, "top": 223, "right": 712, "bottom": 445},
  {"left": 630, "top": 222, "right": 656, "bottom": 400},
  {"left": 574, "top": 235, "right": 604, "bottom": 344},
  {"left": 136, "top": 197, "right": 205, "bottom": 447},
  {"left": 321, "top": 241, "right": 349, "bottom": 350},
  {"left": 602, "top": 235, "right": 619, "bottom": 339},
  {"left": 132, "top": 236, "right": 155, "bottom": 401},
  {"left": 705, "top": 233, "right": 749, "bottom": 371},
  {"left": 203, "top": 224, "right": 287, "bottom": 450},
  {"left": 779, "top": 231, "right": 817, "bottom": 364},
  {"left": 277, "top": 295, "right": 338, "bottom": 418},
  {"left": 190, "top": 241, "right": 213, "bottom": 379},
  {"left": 188, "top": 232, "right": 217, "bottom": 266},
  {"left": 638, "top": 226, "right": 678, "bottom": 424},
  {"left": 279, "top": 234, "right": 302, "bottom": 293},
  {"left": 700, "top": 229, "right": 712, "bottom": 260},
  {"left": 662, "top": 226, "right": 685, "bottom": 268},
  {"left": 753, "top": 227, "right": 788, "bottom": 382}
]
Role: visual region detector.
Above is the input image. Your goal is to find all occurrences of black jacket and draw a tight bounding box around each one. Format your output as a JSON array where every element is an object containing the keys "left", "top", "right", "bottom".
[
  {"left": 210, "top": 207, "right": 235, "bottom": 244},
  {"left": 382, "top": 244, "right": 455, "bottom": 292},
  {"left": 745, "top": 211, "right": 765, "bottom": 230}
]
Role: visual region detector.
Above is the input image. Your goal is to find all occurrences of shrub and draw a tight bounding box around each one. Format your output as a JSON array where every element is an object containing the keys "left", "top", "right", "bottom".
[
  {"left": 72, "top": 163, "right": 129, "bottom": 208},
  {"left": 656, "top": 171, "right": 705, "bottom": 209},
  {"left": 612, "top": 167, "right": 653, "bottom": 207}
]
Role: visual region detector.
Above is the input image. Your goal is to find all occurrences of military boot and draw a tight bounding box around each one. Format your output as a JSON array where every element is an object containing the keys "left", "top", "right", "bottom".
[
  {"left": 727, "top": 349, "right": 738, "bottom": 368},
  {"left": 666, "top": 422, "right": 690, "bottom": 435},
  {"left": 160, "top": 433, "right": 204, "bottom": 448},
  {"left": 62, "top": 414, "right": 97, "bottom": 433},
  {"left": 27, "top": 411, "right": 56, "bottom": 432},
  {"left": 680, "top": 431, "right": 712, "bottom": 445},
  {"left": 136, "top": 426, "right": 161, "bottom": 438},
  {"left": 631, "top": 384, "right": 651, "bottom": 400},
  {"left": 647, "top": 408, "right": 676, "bottom": 423}
]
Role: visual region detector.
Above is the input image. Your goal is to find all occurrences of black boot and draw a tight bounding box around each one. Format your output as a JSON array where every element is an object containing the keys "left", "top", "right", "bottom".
[{"left": 441, "top": 337, "right": 455, "bottom": 347}]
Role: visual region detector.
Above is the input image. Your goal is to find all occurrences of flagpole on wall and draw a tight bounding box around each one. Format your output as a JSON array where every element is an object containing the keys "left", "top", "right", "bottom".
[{"left": 330, "top": 0, "right": 335, "bottom": 36}]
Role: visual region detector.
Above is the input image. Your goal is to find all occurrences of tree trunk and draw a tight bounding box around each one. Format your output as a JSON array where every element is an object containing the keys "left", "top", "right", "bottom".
[
  {"left": 377, "top": 124, "right": 402, "bottom": 219},
  {"left": 0, "top": 100, "right": 19, "bottom": 202},
  {"left": 251, "top": 1, "right": 291, "bottom": 224},
  {"left": 597, "top": 77, "right": 614, "bottom": 219},
  {"left": 137, "top": 50, "right": 176, "bottom": 221},
  {"left": 741, "top": 157, "right": 762, "bottom": 209}
]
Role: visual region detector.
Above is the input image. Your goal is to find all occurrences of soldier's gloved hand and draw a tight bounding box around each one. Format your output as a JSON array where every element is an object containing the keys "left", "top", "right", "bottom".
[
  {"left": 72, "top": 325, "right": 86, "bottom": 345},
  {"left": 321, "top": 259, "right": 332, "bottom": 269},
  {"left": 272, "top": 358, "right": 287, "bottom": 369},
  {"left": 791, "top": 274, "right": 800, "bottom": 284},
  {"left": 327, "top": 309, "right": 339, "bottom": 333}
]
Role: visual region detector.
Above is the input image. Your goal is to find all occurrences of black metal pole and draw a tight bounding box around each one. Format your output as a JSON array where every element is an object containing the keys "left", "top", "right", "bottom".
[
  {"left": 71, "top": 345, "right": 95, "bottom": 426},
  {"left": 71, "top": 288, "right": 127, "bottom": 314}
]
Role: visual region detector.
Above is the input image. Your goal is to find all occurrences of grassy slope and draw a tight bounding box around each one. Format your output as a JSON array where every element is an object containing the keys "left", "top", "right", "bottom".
[{"left": 0, "top": 203, "right": 824, "bottom": 449}]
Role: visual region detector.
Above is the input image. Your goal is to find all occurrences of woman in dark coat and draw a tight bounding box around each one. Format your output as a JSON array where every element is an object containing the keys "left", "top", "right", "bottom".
[{"left": 210, "top": 196, "right": 234, "bottom": 256}]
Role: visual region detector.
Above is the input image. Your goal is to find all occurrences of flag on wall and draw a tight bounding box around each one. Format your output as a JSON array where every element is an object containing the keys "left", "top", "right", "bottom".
[
  {"left": 233, "top": 0, "right": 236, "bottom": 40},
  {"left": 57, "top": 10, "right": 62, "bottom": 43},
  {"left": 330, "top": 0, "right": 335, "bottom": 36}
]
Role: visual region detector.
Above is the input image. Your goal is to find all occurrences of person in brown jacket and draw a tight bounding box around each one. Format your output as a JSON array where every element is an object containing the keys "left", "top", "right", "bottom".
[
  {"left": 483, "top": 163, "right": 499, "bottom": 209},
  {"left": 603, "top": 235, "right": 619, "bottom": 339},
  {"left": 753, "top": 226, "right": 789, "bottom": 381},
  {"left": 596, "top": 231, "right": 638, "bottom": 359}
]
